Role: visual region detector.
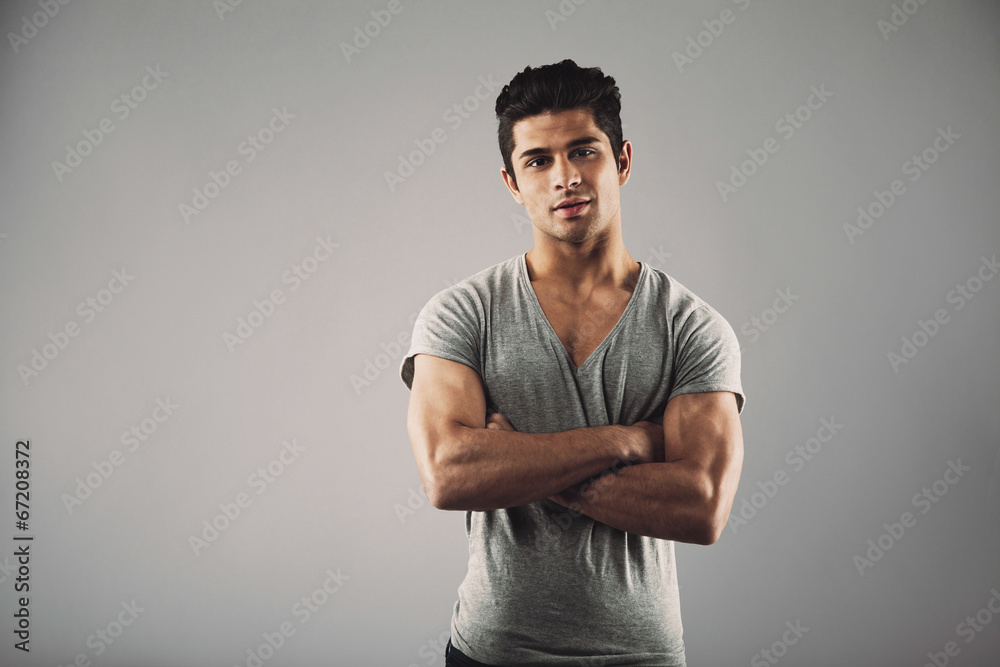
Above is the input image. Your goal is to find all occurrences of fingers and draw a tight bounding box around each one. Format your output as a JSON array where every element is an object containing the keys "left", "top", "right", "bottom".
[{"left": 485, "top": 412, "right": 514, "bottom": 431}]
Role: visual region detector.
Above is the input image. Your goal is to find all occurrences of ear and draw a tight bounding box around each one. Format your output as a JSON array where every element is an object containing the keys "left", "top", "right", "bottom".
[
  {"left": 617, "top": 139, "right": 632, "bottom": 186},
  {"left": 501, "top": 166, "right": 524, "bottom": 205}
]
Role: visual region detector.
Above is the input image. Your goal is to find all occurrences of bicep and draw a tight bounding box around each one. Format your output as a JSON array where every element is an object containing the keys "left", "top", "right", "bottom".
[
  {"left": 406, "top": 353, "right": 487, "bottom": 477},
  {"left": 661, "top": 391, "right": 744, "bottom": 493}
]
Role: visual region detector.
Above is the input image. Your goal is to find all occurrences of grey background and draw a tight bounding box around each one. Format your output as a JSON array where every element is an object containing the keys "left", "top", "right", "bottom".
[{"left": 1, "top": 0, "right": 999, "bottom": 665}]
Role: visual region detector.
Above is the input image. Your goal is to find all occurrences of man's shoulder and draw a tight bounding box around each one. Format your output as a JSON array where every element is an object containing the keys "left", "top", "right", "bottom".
[
  {"left": 424, "top": 253, "right": 521, "bottom": 310},
  {"left": 641, "top": 264, "right": 726, "bottom": 324}
]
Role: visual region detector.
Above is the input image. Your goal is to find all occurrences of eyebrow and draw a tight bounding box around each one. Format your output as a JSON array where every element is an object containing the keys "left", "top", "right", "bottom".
[{"left": 517, "top": 136, "right": 602, "bottom": 161}]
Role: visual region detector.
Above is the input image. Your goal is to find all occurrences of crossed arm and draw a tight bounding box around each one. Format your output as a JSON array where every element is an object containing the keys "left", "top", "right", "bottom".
[{"left": 406, "top": 353, "right": 744, "bottom": 545}]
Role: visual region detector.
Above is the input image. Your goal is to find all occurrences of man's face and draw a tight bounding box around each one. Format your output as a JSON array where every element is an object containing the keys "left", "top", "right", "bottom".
[{"left": 501, "top": 108, "right": 631, "bottom": 245}]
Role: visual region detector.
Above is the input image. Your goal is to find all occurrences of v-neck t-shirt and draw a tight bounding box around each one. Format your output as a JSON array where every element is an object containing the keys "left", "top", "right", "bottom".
[{"left": 400, "top": 252, "right": 745, "bottom": 666}]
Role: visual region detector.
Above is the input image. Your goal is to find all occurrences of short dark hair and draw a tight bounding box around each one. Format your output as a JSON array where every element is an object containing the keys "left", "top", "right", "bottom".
[{"left": 495, "top": 59, "right": 623, "bottom": 190}]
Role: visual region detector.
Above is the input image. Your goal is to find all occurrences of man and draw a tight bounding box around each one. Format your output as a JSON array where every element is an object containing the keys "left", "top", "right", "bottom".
[{"left": 400, "top": 59, "right": 745, "bottom": 666}]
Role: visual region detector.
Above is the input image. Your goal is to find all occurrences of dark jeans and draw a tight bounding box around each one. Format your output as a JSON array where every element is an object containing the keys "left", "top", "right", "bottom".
[{"left": 446, "top": 638, "right": 495, "bottom": 667}]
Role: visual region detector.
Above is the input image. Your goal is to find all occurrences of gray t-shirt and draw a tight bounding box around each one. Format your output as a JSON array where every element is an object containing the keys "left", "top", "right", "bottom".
[{"left": 400, "top": 252, "right": 745, "bottom": 666}]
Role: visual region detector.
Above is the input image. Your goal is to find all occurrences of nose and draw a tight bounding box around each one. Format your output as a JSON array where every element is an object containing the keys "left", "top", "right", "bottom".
[{"left": 551, "top": 154, "right": 581, "bottom": 191}]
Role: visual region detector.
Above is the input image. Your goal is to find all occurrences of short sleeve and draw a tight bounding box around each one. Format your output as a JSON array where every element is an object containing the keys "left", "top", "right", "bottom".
[
  {"left": 669, "top": 303, "right": 746, "bottom": 414},
  {"left": 399, "top": 285, "right": 484, "bottom": 390}
]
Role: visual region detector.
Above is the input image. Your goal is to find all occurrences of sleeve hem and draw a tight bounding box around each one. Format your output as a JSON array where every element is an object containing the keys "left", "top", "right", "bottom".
[{"left": 667, "top": 384, "right": 745, "bottom": 414}]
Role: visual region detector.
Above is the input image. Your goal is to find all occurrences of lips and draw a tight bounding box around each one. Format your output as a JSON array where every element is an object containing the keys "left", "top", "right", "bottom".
[
  {"left": 555, "top": 198, "right": 589, "bottom": 210},
  {"left": 553, "top": 199, "right": 590, "bottom": 218}
]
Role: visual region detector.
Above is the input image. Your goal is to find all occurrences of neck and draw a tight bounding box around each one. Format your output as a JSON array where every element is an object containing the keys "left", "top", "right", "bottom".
[{"left": 525, "top": 234, "right": 639, "bottom": 298}]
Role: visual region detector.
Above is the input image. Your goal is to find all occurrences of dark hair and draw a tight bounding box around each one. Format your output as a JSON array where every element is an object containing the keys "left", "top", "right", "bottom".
[{"left": 495, "top": 59, "right": 623, "bottom": 190}]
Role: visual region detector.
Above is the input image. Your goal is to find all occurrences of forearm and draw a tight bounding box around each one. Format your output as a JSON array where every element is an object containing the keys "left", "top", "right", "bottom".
[
  {"left": 430, "top": 424, "right": 636, "bottom": 511},
  {"left": 553, "top": 461, "right": 720, "bottom": 544}
]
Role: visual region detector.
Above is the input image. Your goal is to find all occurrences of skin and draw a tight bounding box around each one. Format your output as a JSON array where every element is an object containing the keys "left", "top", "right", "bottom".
[{"left": 406, "top": 107, "right": 743, "bottom": 544}]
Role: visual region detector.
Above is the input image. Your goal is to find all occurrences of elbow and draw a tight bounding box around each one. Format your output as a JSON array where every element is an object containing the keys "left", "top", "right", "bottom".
[
  {"left": 694, "top": 514, "right": 726, "bottom": 546},
  {"left": 419, "top": 461, "right": 454, "bottom": 510},
  {"left": 425, "top": 472, "right": 458, "bottom": 510},
  {"left": 690, "top": 482, "right": 730, "bottom": 546},
  {"left": 418, "top": 437, "right": 466, "bottom": 511},
  {"left": 410, "top": 423, "right": 452, "bottom": 510}
]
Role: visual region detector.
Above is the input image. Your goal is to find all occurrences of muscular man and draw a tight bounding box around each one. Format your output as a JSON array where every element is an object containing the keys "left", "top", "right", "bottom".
[{"left": 400, "top": 59, "right": 746, "bottom": 667}]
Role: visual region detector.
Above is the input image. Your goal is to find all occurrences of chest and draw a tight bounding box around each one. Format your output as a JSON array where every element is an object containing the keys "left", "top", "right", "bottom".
[{"left": 532, "top": 285, "right": 633, "bottom": 368}]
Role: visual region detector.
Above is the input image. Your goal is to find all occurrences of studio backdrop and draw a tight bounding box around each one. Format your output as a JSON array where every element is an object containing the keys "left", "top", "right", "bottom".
[{"left": 1, "top": 1, "right": 999, "bottom": 665}]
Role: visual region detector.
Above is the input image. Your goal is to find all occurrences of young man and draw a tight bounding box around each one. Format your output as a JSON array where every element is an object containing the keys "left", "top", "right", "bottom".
[{"left": 400, "top": 60, "right": 745, "bottom": 666}]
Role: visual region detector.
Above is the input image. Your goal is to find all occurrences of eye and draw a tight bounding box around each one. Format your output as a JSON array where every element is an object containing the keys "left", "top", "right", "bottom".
[
  {"left": 526, "top": 157, "right": 548, "bottom": 168},
  {"left": 574, "top": 148, "right": 596, "bottom": 157}
]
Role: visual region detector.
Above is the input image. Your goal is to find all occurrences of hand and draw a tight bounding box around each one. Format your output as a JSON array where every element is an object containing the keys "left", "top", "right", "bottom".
[
  {"left": 548, "top": 484, "right": 584, "bottom": 510},
  {"left": 628, "top": 420, "right": 665, "bottom": 464},
  {"left": 485, "top": 412, "right": 516, "bottom": 431}
]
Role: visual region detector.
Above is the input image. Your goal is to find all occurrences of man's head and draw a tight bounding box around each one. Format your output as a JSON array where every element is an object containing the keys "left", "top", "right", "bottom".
[
  {"left": 495, "top": 60, "right": 631, "bottom": 246},
  {"left": 495, "top": 59, "right": 623, "bottom": 192}
]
